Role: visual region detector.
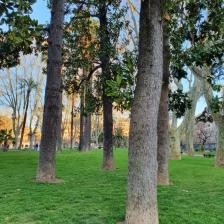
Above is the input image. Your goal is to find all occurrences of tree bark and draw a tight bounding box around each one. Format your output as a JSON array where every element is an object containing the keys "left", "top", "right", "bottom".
[
  {"left": 36, "top": 0, "right": 64, "bottom": 182},
  {"left": 99, "top": 3, "right": 113, "bottom": 170},
  {"left": 215, "top": 122, "right": 224, "bottom": 167},
  {"left": 169, "top": 127, "right": 181, "bottom": 160},
  {"left": 125, "top": 0, "right": 163, "bottom": 223},
  {"left": 82, "top": 112, "right": 91, "bottom": 151},
  {"left": 18, "top": 91, "right": 30, "bottom": 149},
  {"left": 157, "top": 23, "right": 170, "bottom": 186},
  {"left": 102, "top": 95, "right": 113, "bottom": 169},
  {"left": 70, "top": 93, "right": 75, "bottom": 149},
  {"left": 79, "top": 85, "right": 85, "bottom": 151}
]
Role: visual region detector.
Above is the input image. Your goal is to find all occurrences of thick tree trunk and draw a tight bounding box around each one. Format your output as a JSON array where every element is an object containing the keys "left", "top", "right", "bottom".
[
  {"left": 36, "top": 0, "right": 64, "bottom": 182},
  {"left": 125, "top": 0, "right": 163, "bottom": 223},
  {"left": 215, "top": 122, "right": 224, "bottom": 167},
  {"left": 157, "top": 23, "right": 170, "bottom": 186},
  {"left": 99, "top": 3, "right": 114, "bottom": 170}
]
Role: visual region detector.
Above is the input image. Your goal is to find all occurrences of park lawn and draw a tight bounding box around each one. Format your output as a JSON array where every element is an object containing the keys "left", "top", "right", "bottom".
[{"left": 0, "top": 150, "right": 224, "bottom": 224}]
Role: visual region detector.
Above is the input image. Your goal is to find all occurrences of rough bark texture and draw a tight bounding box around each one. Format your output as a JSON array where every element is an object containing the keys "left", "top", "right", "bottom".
[
  {"left": 169, "top": 127, "right": 181, "bottom": 160},
  {"left": 99, "top": 3, "right": 113, "bottom": 170},
  {"left": 36, "top": 0, "right": 64, "bottom": 182},
  {"left": 157, "top": 23, "right": 170, "bottom": 186},
  {"left": 215, "top": 123, "right": 224, "bottom": 167},
  {"left": 125, "top": 0, "right": 163, "bottom": 223}
]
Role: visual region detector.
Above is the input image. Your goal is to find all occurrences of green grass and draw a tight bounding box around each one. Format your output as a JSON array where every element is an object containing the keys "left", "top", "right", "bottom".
[{"left": 0, "top": 150, "right": 224, "bottom": 224}]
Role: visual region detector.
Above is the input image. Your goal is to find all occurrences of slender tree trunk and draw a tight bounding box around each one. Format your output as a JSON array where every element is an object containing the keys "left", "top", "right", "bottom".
[
  {"left": 125, "top": 0, "right": 163, "bottom": 223},
  {"left": 102, "top": 95, "right": 113, "bottom": 169},
  {"left": 19, "top": 92, "right": 30, "bottom": 149},
  {"left": 29, "top": 133, "right": 35, "bottom": 149},
  {"left": 157, "top": 23, "right": 170, "bottom": 186},
  {"left": 99, "top": 3, "right": 113, "bottom": 170},
  {"left": 79, "top": 86, "right": 85, "bottom": 151},
  {"left": 80, "top": 81, "right": 92, "bottom": 151},
  {"left": 70, "top": 93, "right": 75, "bottom": 149},
  {"left": 82, "top": 112, "right": 91, "bottom": 151},
  {"left": 36, "top": 0, "right": 64, "bottom": 182}
]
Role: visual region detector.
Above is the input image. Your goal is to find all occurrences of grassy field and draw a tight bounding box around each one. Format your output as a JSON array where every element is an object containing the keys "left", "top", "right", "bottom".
[{"left": 0, "top": 149, "right": 224, "bottom": 224}]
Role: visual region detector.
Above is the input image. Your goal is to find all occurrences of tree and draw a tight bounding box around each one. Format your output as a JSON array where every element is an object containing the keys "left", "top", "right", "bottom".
[
  {"left": 0, "top": 129, "right": 14, "bottom": 152},
  {"left": 125, "top": 0, "right": 163, "bottom": 223},
  {"left": 168, "top": 0, "right": 223, "bottom": 166},
  {"left": 36, "top": 0, "right": 64, "bottom": 182},
  {"left": 0, "top": 53, "right": 42, "bottom": 149},
  {"left": 18, "top": 78, "right": 37, "bottom": 149},
  {"left": 64, "top": 0, "right": 128, "bottom": 169},
  {"left": 196, "top": 121, "right": 212, "bottom": 151},
  {"left": 193, "top": 67, "right": 224, "bottom": 166},
  {"left": 180, "top": 75, "right": 203, "bottom": 156}
]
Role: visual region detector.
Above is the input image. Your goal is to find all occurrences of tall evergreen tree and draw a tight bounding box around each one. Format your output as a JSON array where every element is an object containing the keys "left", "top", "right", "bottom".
[{"left": 36, "top": 0, "right": 64, "bottom": 182}]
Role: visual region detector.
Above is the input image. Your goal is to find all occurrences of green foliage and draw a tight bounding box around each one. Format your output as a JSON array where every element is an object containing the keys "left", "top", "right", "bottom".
[
  {"left": 0, "top": 0, "right": 44, "bottom": 68},
  {"left": 106, "top": 51, "right": 136, "bottom": 111},
  {"left": 210, "top": 96, "right": 224, "bottom": 114},
  {"left": 168, "top": 0, "right": 224, "bottom": 78},
  {"left": 0, "top": 151, "right": 224, "bottom": 223},
  {"left": 0, "top": 129, "right": 14, "bottom": 144},
  {"left": 63, "top": 0, "right": 132, "bottom": 112},
  {"left": 169, "top": 89, "right": 192, "bottom": 118}
]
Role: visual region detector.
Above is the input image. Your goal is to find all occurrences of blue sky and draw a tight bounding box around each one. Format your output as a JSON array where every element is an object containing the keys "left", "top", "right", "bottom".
[{"left": 32, "top": 0, "right": 50, "bottom": 24}]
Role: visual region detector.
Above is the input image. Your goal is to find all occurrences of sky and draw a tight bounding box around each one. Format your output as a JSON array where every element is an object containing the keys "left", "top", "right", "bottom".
[{"left": 31, "top": 0, "right": 50, "bottom": 24}]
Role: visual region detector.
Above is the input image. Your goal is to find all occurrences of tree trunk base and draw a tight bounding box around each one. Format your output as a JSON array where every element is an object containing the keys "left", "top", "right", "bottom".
[
  {"left": 102, "top": 158, "right": 113, "bottom": 170},
  {"left": 35, "top": 177, "right": 64, "bottom": 184},
  {"left": 170, "top": 153, "right": 181, "bottom": 160},
  {"left": 36, "top": 165, "right": 57, "bottom": 183},
  {"left": 215, "top": 160, "right": 224, "bottom": 167},
  {"left": 157, "top": 175, "right": 169, "bottom": 186}
]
